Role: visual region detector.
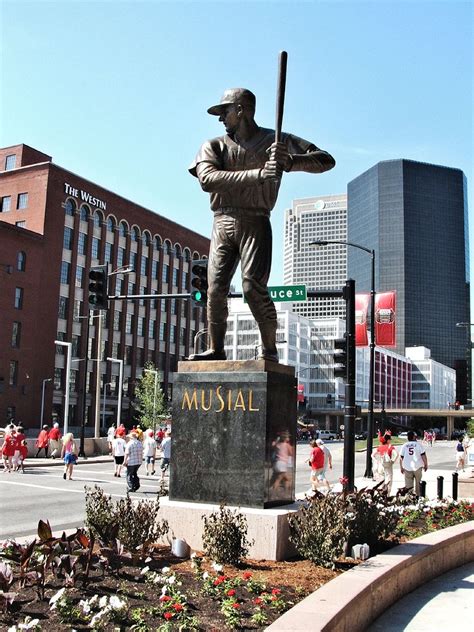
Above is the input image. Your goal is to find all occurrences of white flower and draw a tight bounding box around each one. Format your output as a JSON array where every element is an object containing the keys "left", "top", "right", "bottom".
[
  {"left": 190, "top": 552, "right": 196, "bottom": 559},
  {"left": 79, "top": 599, "right": 91, "bottom": 614},
  {"left": 167, "top": 574, "right": 176, "bottom": 585},
  {"left": 49, "top": 587, "right": 66, "bottom": 608},
  {"left": 202, "top": 571, "right": 209, "bottom": 580},
  {"left": 88, "top": 594, "right": 99, "bottom": 606},
  {"left": 109, "top": 595, "right": 126, "bottom": 610},
  {"left": 99, "top": 595, "right": 108, "bottom": 608},
  {"left": 212, "top": 562, "right": 223, "bottom": 572},
  {"left": 145, "top": 556, "right": 152, "bottom": 563},
  {"left": 140, "top": 565, "right": 150, "bottom": 575},
  {"left": 161, "top": 585, "right": 168, "bottom": 595},
  {"left": 161, "top": 566, "right": 170, "bottom": 574}
]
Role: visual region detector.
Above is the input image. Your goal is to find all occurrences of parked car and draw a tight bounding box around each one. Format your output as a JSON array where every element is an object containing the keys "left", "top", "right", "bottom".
[{"left": 316, "top": 430, "right": 337, "bottom": 441}]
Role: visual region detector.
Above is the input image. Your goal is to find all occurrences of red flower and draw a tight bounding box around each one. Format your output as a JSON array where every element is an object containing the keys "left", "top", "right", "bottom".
[
  {"left": 232, "top": 602, "right": 240, "bottom": 609},
  {"left": 271, "top": 588, "right": 281, "bottom": 595},
  {"left": 173, "top": 603, "right": 184, "bottom": 611},
  {"left": 164, "top": 612, "right": 173, "bottom": 620},
  {"left": 339, "top": 476, "right": 349, "bottom": 485},
  {"left": 227, "top": 589, "right": 236, "bottom": 596},
  {"left": 242, "top": 571, "right": 252, "bottom": 580},
  {"left": 254, "top": 597, "right": 263, "bottom": 605},
  {"left": 160, "top": 595, "right": 172, "bottom": 602}
]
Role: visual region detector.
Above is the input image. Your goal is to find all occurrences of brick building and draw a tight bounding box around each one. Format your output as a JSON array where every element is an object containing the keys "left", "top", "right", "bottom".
[{"left": 0, "top": 144, "right": 209, "bottom": 431}]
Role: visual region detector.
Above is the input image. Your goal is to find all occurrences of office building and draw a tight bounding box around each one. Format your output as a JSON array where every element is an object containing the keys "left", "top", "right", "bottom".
[
  {"left": 347, "top": 159, "right": 470, "bottom": 403},
  {"left": 283, "top": 194, "right": 347, "bottom": 320},
  {"left": 0, "top": 144, "right": 209, "bottom": 430},
  {"left": 406, "top": 346, "right": 456, "bottom": 409}
]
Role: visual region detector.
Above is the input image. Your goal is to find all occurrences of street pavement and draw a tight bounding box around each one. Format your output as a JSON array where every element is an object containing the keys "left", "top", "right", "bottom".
[{"left": 0, "top": 439, "right": 467, "bottom": 540}]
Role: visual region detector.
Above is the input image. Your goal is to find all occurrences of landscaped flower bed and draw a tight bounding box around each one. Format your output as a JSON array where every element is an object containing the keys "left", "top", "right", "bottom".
[{"left": 1, "top": 486, "right": 472, "bottom": 631}]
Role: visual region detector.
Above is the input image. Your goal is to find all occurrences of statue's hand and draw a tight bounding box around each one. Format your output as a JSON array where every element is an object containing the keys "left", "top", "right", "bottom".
[
  {"left": 261, "top": 159, "right": 283, "bottom": 181},
  {"left": 267, "top": 142, "right": 292, "bottom": 170}
]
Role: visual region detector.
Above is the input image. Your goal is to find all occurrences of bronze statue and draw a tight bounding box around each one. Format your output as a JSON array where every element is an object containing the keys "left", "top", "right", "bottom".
[{"left": 189, "top": 87, "right": 335, "bottom": 362}]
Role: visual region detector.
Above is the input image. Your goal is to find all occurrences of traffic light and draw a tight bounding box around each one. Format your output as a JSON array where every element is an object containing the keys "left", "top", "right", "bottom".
[
  {"left": 88, "top": 265, "right": 109, "bottom": 310},
  {"left": 190, "top": 259, "right": 208, "bottom": 306},
  {"left": 333, "top": 335, "right": 348, "bottom": 379}
]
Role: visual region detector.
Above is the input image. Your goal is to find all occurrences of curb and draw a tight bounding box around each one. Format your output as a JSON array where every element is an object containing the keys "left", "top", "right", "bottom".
[
  {"left": 267, "top": 520, "right": 474, "bottom": 631},
  {"left": 0, "top": 456, "right": 113, "bottom": 469}
]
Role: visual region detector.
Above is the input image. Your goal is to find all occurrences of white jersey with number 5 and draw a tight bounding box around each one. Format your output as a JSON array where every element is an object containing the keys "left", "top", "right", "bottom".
[{"left": 400, "top": 441, "right": 425, "bottom": 470}]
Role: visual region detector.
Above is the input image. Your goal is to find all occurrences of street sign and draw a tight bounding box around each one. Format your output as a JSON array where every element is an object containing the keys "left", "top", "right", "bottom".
[{"left": 242, "top": 284, "right": 307, "bottom": 303}]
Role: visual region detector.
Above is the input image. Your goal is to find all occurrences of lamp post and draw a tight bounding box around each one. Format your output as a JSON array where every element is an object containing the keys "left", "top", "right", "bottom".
[
  {"left": 107, "top": 357, "right": 124, "bottom": 428},
  {"left": 311, "top": 239, "right": 376, "bottom": 478},
  {"left": 144, "top": 368, "right": 158, "bottom": 434},
  {"left": 40, "top": 378, "right": 53, "bottom": 428},
  {"left": 102, "top": 382, "right": 112, "bottom": 431},
  {"left": 54, "top": 340, "right": 72, "bottom": 434}
]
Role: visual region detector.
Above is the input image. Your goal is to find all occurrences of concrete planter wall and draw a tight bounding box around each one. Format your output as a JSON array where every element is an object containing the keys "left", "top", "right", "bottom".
[{"left": 267, "top": 520, "right": 474, "bottom": 631}]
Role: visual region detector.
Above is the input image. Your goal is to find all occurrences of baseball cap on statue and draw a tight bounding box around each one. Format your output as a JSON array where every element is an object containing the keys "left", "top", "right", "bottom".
[{"left": 207, "top": 88, "right": 256, "bottom": 116}]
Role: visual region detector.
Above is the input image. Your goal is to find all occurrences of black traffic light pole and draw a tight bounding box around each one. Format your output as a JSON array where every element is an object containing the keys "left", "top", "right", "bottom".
[{"left": 342, "top": 279, "right": 356, "bottom": 493}]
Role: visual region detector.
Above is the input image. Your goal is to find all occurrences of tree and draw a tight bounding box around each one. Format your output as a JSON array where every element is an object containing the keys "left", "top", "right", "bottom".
[{"left": 132, "top": 362, "right": 168, "bottom": 430}]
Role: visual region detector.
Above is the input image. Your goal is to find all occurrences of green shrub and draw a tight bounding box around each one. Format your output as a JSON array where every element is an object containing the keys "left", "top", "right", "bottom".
[
  {"left": 84, "top": 485, "right": 168, "bottom": 551},
  {"left": 202, "top": 504, "right": 253, "bottom": 565},
  {"left": 288, "top": 492, "right": 347, "bottom": 568}
]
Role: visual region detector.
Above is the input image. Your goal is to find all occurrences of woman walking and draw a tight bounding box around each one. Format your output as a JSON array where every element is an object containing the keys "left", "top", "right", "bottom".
[
  {"left": 372, "top": 431, "right": 398, "bottom": 494},
  {"left": 112, "top": 429, "right": 126, "bottom": 477},
  {"left": 35, "top": 425, "right": 49, "bottom": 458},
  {"left": 143, "top": 429, "right": 157, "bottom": 476},
  {"left": 61, "top": 432, "right": 77, "bottom": 480}
]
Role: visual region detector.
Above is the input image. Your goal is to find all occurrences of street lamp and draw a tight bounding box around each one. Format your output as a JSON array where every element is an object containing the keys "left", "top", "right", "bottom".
[
  {"left": 107, "top": 357, "right": 124, "bottom": 428},
  {"left": 40, "top": 378, "right": 53, "bottom": 428},
  {"left": 144, "top": 368, "right": 158, "bottom": 434},
  {"left": 310, "top": 239, "right": 376, "bottom": 478},
  {"left": 102, "top": 382, "right": 112, "bottom": 431},
  {"left": 54, "top": 340, "right": 72, "bottom": 434}
]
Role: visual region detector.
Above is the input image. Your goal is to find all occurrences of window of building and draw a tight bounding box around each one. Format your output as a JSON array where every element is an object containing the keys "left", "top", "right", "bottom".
[
  {"left": 152, "top": 260, "right": 159, "bottom": 279},
  {"left": 14, "top": 287, "right": 23, "bottom": 309},
  {"left": 125, "top": 313, "right": 134, "bottom": 334},
  {"left": 71, "top": 334, "right": 81, "bottom": 357},
  {"left": 9, "top": 361, "right": 18, "bottom": 386},
  {"left": 78, "top": 232, "right": 87, "bottom": 256},
  {"left": 141, "top": 256, "right": 147, "bottom": 276},
  {"left": 172, "top": 267, "right": 179, "bottom": 287},
  {"left": 93, "top": 211, "right": 102, "bottom": 228},
  {"left": 5, "top": 154, "right": 16, "bottom": 170},
  {"left": 170, "top": 325, "right": 176, "bottom": 343},
  {"left": 17, "top": 193, "right": 28, "bottom": 210},
  {"left": 1, "top": 196, "right": 11, "bottom": 212},
  {"left": 65, "top": 199, "right": 75, "bottom": 216},
  {"left": 113, "top": 311, "right": 121, "bottom": 331},
  {"left": 75, "top": 265, "right": 84, "bottom": 288},
  {"left": 58, "top": 296, "right": 68, "bottom": 319},
  {"left": 139, "top": 286, "right": 146, "bottom": 306},
  {"left": 60, "top": 261, "right": 70, "bottom": 285},
  {"left": 15, "top": 221, "right": 26, "bottom": 228},
  {"left": 129, "top": 251, "right": 137, "bottom": 271},
  {"left": 91, "top": 237, "right": 100, "bottom": 260},
  {"left": 148, "top": 319, "right": 156, "bottom": 339},
  {"left": 115, "top": 277, "right": 123, "bottom": 295},
  {"left": 162, "top": 264, "right": 170, "bottom": 284},
  {"left": 124, "top": 346, "right": 132, "bottom": 364},
  {"left": 11, "top": 322, "right": 21, "bottom": 348},
  {"left": 117, "top": 246, "right": 125, "bottom": 267},
  {"left": 16, "top": 251, "right": 26, "bottom": 271},
  {"left": 131, "top": 227, "right": 140, "bottom": 242},
  {"left": 137, "top": 316, "right": 145, "bottom": 336},
  {"left": 159, "top": 322, "right": 166, "bottom": 341},
  {"left": 63, "top": 226, "right": 73, "bottom": 250},
  {"left": 54, "top": 367, "right": 62, "bottom": 389},
  {"left": 104, "top": 242, "right": 113, "bottom": 263},
  {"left": 107, "top": 217, "right": 115, "bottom": 232},
  {"left": 119, "top": 221, "right": 127, "bottom": 237},
  {"left": 80, "top": 205, "right": 89, "bottom": 222}
]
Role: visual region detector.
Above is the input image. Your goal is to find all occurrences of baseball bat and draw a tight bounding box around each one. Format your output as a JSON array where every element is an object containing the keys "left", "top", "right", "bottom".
[{"left": 275, "top": 50, "right": 288, "bottom": 144}]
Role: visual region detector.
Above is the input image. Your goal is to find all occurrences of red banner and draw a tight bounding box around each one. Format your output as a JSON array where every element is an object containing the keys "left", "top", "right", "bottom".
[
  {"left": 375, "top": 291, "right": 396, "bottom": 347},
  {"left": 297, "top": 384, "right": 305, "bottom": 403},
  {"left": 355, "top": 293, "right": 370, "bottom": 346}
]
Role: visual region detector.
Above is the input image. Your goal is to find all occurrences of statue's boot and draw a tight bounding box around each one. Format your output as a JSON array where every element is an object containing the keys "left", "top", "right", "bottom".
[
  {"left": 188, "top": 323, "right": 227, "bottom": 361},
  {"left": 257, "top": 320, "right": 279, "bottom": 363}
]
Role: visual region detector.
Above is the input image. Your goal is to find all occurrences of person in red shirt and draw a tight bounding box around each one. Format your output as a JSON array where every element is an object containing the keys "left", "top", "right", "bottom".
[
  {"left": 35, "top": 425, "right": 49, "bottom": 458},
  {"left": 1, "top": 424, "right": 16, "bottom": 472},
  {"left": 48, "top": 423, "right": 62, "bottom": 459},
  {"left": 309, "top": 439, "right": 330, "bottom": 491},
  {"left": 371, "top": 431, "right": 398, "bottom": 493},
  {"left": 12, "top": 425, "right": 26, "bottom": 470}
]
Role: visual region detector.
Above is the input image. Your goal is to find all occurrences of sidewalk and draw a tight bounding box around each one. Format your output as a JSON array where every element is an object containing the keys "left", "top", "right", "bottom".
[{"left": 0, "top": 454, "right": 113, "bottom": 469}]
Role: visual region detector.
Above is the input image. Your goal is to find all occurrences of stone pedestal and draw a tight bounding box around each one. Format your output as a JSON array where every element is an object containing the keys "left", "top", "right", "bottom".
[
  {"left": 170, "top": 360, "right": 296, "bottom": 508},
  {"left": 458, "top": 474, "right": 474, "bottom": 499}
]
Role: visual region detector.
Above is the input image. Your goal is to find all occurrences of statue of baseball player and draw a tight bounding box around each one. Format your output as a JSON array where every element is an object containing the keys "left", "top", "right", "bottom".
[{"left": 189, "top": 84, "right": 335, "bottom": 362}]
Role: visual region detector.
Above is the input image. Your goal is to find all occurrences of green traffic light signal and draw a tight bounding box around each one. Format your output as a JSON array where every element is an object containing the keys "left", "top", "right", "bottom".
[{"left": 190, "top": 259, "right": 208, "bottom": 306}]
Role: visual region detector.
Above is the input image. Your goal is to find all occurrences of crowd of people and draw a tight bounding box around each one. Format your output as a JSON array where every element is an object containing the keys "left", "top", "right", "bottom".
[{"left": 0, "top": 421, "right": 172, "bottom": 493}]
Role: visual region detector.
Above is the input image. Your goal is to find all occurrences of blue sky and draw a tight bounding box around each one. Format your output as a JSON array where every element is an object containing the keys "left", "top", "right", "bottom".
[{"left": 1, "top": 0, "right": 472, "bottom": 287}]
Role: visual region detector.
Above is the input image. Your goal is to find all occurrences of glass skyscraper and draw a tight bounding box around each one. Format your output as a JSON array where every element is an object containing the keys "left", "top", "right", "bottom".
[{"left": 348, "top": 159, "right": 470, "bottom": 402}]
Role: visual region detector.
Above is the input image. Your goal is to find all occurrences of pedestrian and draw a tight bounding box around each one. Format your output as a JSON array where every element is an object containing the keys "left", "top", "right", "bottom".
[
  {"left": 160, "top": 430, "right": 172, "bottom": 481},
  {"left": 112, "top": 430, "right": 126, "bottom": 478},
  {"left": 1, "top": 424, "right": 16, "bottom": 472},
  {"left": 155, "top": 427, "right": 165, "bottom": 446},
  {"left": 35, "top": 425, "right": 49, "bottom": 458},
  {"left": 107, "top": 423, "right": 116, "bottom": 454},
  {"left": 61, "top": 432, "right": 77, "bottom": 480},
  {"left": 17, "top": 439, "right": 28, "bottom": 473},
  {"left": 317, "top": 438, "right": 333, "bottom": 485},
  {"left": 399, "top": 431, "right": 428, "bottom": 496},
  {"left": 188, "top": 87, "right": 335, "bottom": 362},
  {"left": 123, "top": 430, "right": 143, "bottom": 492},
  {"left": 48, "top": 422, "right": 62, "bottom": 459},
  {"left": 12, "top": 425, "right": 26, "bottom": 471},
  {"left": 455, "top": 439, "right": 466, "bottom": 472},
  {"left": 372, "top": 432, "right": 398, "bottom": 494},
  {"left": 143, "top": 428, "right": 157, "bottom": 476},
  {"left": 309, "top": 439, "right": 330, "bottom": 491}
]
